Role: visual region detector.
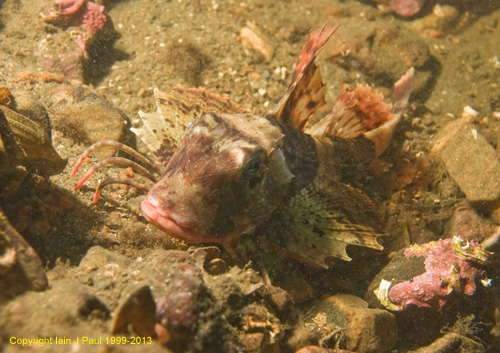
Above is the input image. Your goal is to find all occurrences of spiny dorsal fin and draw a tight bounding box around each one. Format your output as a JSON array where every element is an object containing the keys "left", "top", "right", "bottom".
[
  {"left": 272, "top": 24, "right": 340, "bottom": 131},
  {"left": 364, "top": 67, "right": 414, "bottom": 157},
  {"left": 307, "top": 84, "right": 395, "bottom": 139},
  {"left": 131, "top": 86, "right": 246, "bottom": 164},
  {"left": 308, "top": 68, "right": 414, "bottom": 157},
  {"left": 274, "top": 181, "right": 384, "bottom": 268}
]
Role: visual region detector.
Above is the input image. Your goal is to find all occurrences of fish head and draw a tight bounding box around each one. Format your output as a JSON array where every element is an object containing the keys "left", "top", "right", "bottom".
[{"left": 141, "top": 112, "right": 293, "bottom": 244}]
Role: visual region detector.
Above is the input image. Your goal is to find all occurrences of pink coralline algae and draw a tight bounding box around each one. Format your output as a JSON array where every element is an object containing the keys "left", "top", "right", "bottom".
[
  {"left": 373, "top": 237, "right": 492, "bottom": 311},
  {"left": 55, "top": 0, "right": 85, "bottom": 15},
  {"left": 53, "top": 0, "right": 108, "bottom": 34}
]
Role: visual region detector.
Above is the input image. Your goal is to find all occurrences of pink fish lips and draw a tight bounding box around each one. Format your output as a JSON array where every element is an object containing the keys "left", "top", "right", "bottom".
[{"left": 141, "top": 195, "right": 199, "bottom": 243}]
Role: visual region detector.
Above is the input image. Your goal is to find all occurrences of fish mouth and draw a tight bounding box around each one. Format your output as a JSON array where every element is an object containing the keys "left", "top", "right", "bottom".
[{"left": 141, "top": 196, "right": 201, "bottom": 243}]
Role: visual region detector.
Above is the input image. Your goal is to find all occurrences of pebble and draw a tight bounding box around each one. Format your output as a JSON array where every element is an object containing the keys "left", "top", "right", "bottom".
[
  {"left": 0, "top": 211, "right": 48, "bottom": 303},
  {"left": 433, "top": 113, "right": 500, "bottom": 203},
  {"left": 445, "top": 201, "right": 500, "bottom": 244},
  {"left": 287, "top": 294, "right": 397, "bottom": 353},
  {"left": 239, "top": 21, "right": 275, "bottom": 62},
  {"left": 42, "top": 83, "right": 133, "bottom": 157}
]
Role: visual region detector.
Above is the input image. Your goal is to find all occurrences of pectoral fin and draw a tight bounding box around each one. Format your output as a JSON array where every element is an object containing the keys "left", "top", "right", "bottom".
[{"left": 273, "top": 181, "right": 384, "bottom": 268}]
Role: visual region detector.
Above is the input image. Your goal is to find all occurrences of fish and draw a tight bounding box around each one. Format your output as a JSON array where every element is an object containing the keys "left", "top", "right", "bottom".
[{"left": 72, "top": 25, "right": 414, "bottom": 268}]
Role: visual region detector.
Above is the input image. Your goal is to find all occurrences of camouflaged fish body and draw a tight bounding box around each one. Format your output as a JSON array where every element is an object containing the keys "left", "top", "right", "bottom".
[{"left": 133, "top": 25, "right": 414, "bottom": 268}]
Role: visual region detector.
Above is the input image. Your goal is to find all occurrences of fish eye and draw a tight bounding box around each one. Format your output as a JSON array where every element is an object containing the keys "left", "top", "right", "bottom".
[
  {"left": 245, "top": 159, "right": 261, "bottom": 176},
  {"left": 241, "top": 152, "right": 265, "bottom": 188}
]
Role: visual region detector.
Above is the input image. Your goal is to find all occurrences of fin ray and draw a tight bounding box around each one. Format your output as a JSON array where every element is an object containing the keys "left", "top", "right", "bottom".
[
  {"left": 274, "top": 181, "right": 384, "bottom": 268},
  {"left": 272, "top": 25, "right": 339, "bottom": 131},
  {"left": 131, "top": 86, "right": 246, "bottom": 164}
]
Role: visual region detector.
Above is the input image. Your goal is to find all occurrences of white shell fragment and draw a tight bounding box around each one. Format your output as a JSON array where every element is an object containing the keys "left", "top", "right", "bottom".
[
  {"left": 373, "top": 279, "right": 400, "bottom": 311},
  {"left": 239, "top": 21, "right": 275, "bottom": 62}
]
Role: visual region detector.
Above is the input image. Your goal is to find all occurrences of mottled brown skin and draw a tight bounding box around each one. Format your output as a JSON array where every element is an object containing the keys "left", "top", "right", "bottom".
[
  {"left": 75, "top": 25, "right": 413, "bottom": 267},
  {"left": 140, "top": 109, "right": 382, "bottom": 263},
  {"left": 141, "top": 112, "right": 294, "bottom": 247},
  {"left": 137, "top": 25, "right": 415, "bottom": 267}
]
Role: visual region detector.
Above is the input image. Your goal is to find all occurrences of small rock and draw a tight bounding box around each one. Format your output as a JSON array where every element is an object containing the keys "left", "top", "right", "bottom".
[
  {"left": 268, "top": 284, "right": 295, "bottom": 320},
  {"left": 441, "top": 124, "right": 500, "bottom": 203},
  {"left": 433, "top": 109, "right": 500, "bottom": 204},
  {"left": 239, "top": 21, "right": 275, "bottom": 62},
  {"left": 445, "top": 202, "right": 500, "bottom": 244},
  {"left": 368, "top": 237, "right": 495, "bottom": 347},
  {"left": 286, "top": 294, "right": 397, "bottom": 353},
  {"left": 0, "top": 210, "right": 48, "bottom": 302},
  {"left": 43, "top": 83, "right": 132, "bottom": 154},
  {"left": 370, "top": 0, "right": 427, "bottom": 17},
  {"left": 40, "top": 0, "right": 119, "bottom": 83}
]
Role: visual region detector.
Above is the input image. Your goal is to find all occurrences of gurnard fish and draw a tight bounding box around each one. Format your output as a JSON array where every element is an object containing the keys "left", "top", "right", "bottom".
[{"left": 72, "top": 25, "right": 414, "bottom": 268}]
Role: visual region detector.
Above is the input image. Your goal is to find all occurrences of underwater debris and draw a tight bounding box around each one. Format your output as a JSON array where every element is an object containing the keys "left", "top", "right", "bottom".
[{"left": 239, "top": 21, "right": 275, "bottom": 62}]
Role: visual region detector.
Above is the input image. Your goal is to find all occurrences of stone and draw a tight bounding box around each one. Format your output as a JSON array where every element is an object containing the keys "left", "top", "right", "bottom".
[
  {"left": 286, "top": 294, "right": 397, "bottom": 353},
  {"left": 432, "top": 111, "right": 500, "bottom": 203},
  {"left": 368, "top": 238, "right": 495, "bottom": 347},
  {"left": 441, "top": 124, "right": 500, "bottom": 202},
  {"left": 445, "top": 201, "right": 500, "bottom": 244},
  {"left": 0, "top": 210, "right": 48, "bottom": 302},
  {"left": 42, "top": 83, "right": 133, "bottom": 156}
]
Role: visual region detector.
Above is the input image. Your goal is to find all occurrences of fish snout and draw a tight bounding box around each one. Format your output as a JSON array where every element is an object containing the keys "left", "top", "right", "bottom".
[{"left": 141, "top": 193, "right": 199, "bottom": 243}]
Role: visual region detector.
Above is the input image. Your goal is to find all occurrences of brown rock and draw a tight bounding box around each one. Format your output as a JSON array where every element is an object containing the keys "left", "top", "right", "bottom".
[
  {"left": 287, "top": 294, "right": 397, "bottom": 353},
  {"left": 441, "top": 124, "right": 500, "bottom": 202},
  {"left": 43, "top": 84, "right": 132, "bottom": 156},
  {"left": 446, "top": 202, "right": 500, "bottom": 244},
  {"left": 0, "top": 210, "right": 48, "bottom": 302},
  {"left": 433, "top": 110, "right": 500, "bottom": 204}
]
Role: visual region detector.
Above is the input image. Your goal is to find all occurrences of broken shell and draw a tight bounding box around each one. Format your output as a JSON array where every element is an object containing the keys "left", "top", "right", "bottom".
[
  {"left": 451, "top": 236, "right": 492, "bottom": 263},
  {"left": 373, "top": 279, "right": 400, "bottom": 311},
  {"left": 239, "top": 22, "right": 275, "bottom": 62},
  {"left": 111, "top": 285, "right": 157, "bottom": 338},
  {"left": 0, "top": 105, "right": 67, "bottom": 175}
]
